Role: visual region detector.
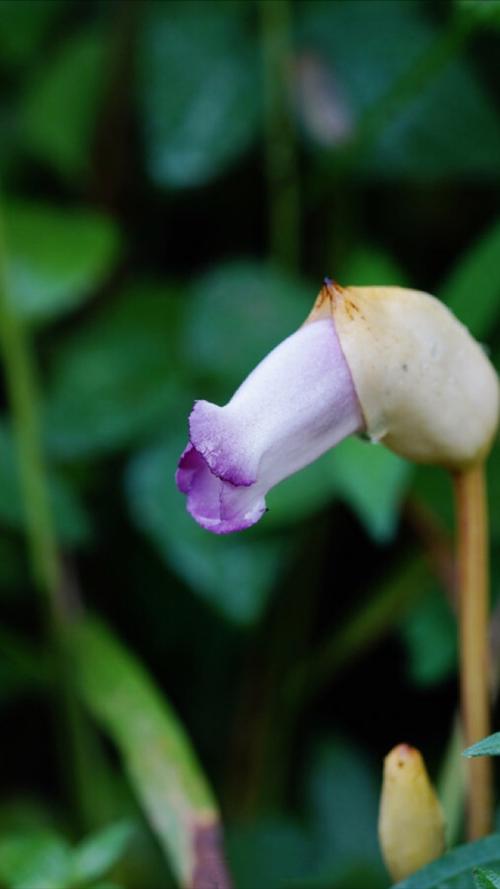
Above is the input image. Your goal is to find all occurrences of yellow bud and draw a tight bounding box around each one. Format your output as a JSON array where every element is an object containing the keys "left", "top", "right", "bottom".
[
  {"left": 378, "top": 743, "right": 446, "bottom": 882},
  {"left": 307, "top": 282, "right": 499, "bottom": 469}
]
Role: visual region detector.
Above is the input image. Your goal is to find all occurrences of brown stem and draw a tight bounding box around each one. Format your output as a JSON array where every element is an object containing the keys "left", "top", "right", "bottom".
[{"left": 453, "top": 464, "right": 492, "bottom": 840}]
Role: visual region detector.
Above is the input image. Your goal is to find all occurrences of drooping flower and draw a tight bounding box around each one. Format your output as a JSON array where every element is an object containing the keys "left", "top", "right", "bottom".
[
  {"left": 176, "top": 313, "right": 364, "bottom": 533},
  {"left": 177, "top": 280, "right": 499, "bottom": 534}
]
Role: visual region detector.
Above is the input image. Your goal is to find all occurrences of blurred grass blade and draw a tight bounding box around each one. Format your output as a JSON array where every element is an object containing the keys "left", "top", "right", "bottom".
[
  {"left": 0, "top": 829, "right": 72, "bottom": 889},
  {"left": 71, "top": 820, "right": 134, "bottom": 886},
  {"left": 71, "top": 617, "right": 231, "bottom": 888},
  {"left": 463, "top": 733, "right": 500, "bottom": 758},
  {"left": 474, "top": 867, "right": 500, "bottom": 889},
  {"left": 393, "top": 835, "right": 500, "bottom": 889}
]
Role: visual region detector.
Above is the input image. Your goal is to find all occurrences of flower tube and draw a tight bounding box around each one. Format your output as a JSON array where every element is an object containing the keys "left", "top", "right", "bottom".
[{"left": 176, "top": 316, "right": 364, "bottom": 533}]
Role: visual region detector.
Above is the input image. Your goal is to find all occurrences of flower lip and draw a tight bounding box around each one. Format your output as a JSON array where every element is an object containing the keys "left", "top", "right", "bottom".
[
  {"left": 176, "top": 317, "right": 364, "bottom": 534},
  {"left": 176, "top": 443, "right": 266, "bottom": 534},
  {"left": 187, "top": 401, "right": 256, "bottom": 487}
]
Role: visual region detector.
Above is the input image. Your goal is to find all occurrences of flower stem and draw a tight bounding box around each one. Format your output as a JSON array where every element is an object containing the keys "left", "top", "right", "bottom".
[{"left": 453, "top": 463, "right": 492, "bottom": 840}]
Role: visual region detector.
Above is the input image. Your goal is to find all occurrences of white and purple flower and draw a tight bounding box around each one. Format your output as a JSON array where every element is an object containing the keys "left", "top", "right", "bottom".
[{"left": 176, "top": 313, "right": 364, "bottom": 534}]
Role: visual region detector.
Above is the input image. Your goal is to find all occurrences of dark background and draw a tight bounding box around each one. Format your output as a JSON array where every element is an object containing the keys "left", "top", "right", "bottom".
[{"left": 1, "top": 0, "right": 500, "bottom": 886}]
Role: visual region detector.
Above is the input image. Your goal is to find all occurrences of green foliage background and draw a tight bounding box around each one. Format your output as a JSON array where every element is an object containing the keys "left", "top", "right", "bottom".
[{"left": 1, "top": 0, "right": 500, "bottom": 886}]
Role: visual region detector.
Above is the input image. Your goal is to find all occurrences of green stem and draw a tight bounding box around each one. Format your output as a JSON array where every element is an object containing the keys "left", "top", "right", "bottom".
[
  {"left": 0, "top": 196, "right": 92, "bottom": 829},
  {"left": 260, "top": 0, "right": 300, "bottom": 271},
  {"left": 0, "top": 205, "right": 61, "bottom": 621}
]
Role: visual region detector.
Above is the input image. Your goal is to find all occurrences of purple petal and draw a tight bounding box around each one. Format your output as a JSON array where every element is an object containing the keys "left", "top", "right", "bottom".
[
  {"left": 176, "top": 318, "right": 363, "bottom": 534},
  {"left": 176, "top": 444, "right": 266, "bottom": 533}
]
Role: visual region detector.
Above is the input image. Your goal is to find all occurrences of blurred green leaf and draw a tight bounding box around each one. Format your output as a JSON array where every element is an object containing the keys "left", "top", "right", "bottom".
[
  {"left": 440, "top": 217, "right": 500, "bottom": 338},
  {"left": 4, "top": 200, "right": 119, "bottom": 324},
  {"left": 463, "top": 732, "right": 500, "bottom": 758},
  {"left": 365, "top": 56, "right": 500, "bottom": 180},
  {"left": 265, "top": 452, "right": 338, "bottom": 528},
  {"left": 327, "top": 437, "right": 412, "bottom": 542},
  {"left": 410, "top": 464, "right": 455, "bottom": 536},
  {"left": 399, "top": 587, "right": 457, "bottom": 686},
  {"left": 455, "top": 1, "right": 500, "bottom": 28},
  {"left": 488, "top": 437, "right": 500, "bottom": 542},
  {"left": 72, "top": 617, "right": 218, "bottom": 887},
  {"left": 300, "top": 1, "right": 500, "bottom": 179},
  {"left": 338, "top": 245, "right": 409, "bottom": 287},
  {"left": 393, "top": 835, "right": 500, "bottom": 889},
  {"left": 305, "top": 739, "right": 385, "bottom": 884},
  {"left": 138, "top": 0, "right": 260, "bottom": 188},
  {"left": 0, "top": 421, "right": 90, "bottom": 545},
  {"left": 126, "top": 436, "right": 289, "bottom": 625},
  {"left": 44, "top": 284, "right": 181, "bottom": 458},
  {"left": 228, "top": 815, "right": 313, "bottom": 889},
  {"left": 22, "top": 28, "right": 107, "bottom": 180},
  {"left": 474, "top": 867, "right": 500, "bottom": 889},
  {"left": 185, "top": 260, "right": 311, "bottom": 393},
  {"left": 71, "top": 821, "right": 134, "bottom": 886},
  {"left": 229, "top": 739, "right": 386, "bottom": 889},
  {"left": 0, "top": 0, "right": 62, "bottom": 69},
  {"left": 0, "top": 829, "right": 72, "bottom": 889}
]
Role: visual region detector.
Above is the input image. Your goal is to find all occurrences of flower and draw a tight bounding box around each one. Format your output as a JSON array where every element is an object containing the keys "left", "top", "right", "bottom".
[
  {"left": 177, "top": 279, "right": 499, "bottom": 534},
  {"left": 176, "top": 313, "right": 364, "bottom": 533}
]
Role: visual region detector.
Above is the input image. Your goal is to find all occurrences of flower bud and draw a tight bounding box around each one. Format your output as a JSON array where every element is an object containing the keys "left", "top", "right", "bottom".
[
  {"left": 308, "top": 281, "right": 499, "bottom": 469},
  {"left": 378, "top": 743, "right": 446, "bottom": 882}
]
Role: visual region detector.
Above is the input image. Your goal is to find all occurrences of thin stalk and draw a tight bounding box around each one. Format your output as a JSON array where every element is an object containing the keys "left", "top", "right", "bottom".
[
  {"left": 0, "top": 210, "right": 61, "bottom": 620},
  {"left": 0, "top": 198, "right": 90, "bottom": 828},
  {"left": 260, "top": 0, "right": 300, "bottom": 272},
  {"left": 453, "top": 464, "right": 492, "bottom": 840}
]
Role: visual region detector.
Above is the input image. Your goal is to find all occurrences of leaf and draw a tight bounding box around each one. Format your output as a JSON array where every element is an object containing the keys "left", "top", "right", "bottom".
[
  {"left": 22, "top": 28, "right": 107, "bottom": 181},
  {"left": 456, "top": 1, "right": 500, "bottom": 28},
  {"left": 265, "top": 452, "right": 338, "bottom": 528},
  {"left": 327, "top": 437, "right": 413, "bottom": 542},
  {"left": 337, "top": 245, "right": 409, "bottom": 288},
  {"left": 44, "top": 283, "right": 182, "bottom": 458},
  {"left": 305, "top": 739, "right": 384, "bottom": 878},
  {"left": 72, "top": 617, "right": 220, "bottom": 887},
  {"left": 126, "top": 436, "right": 289, "bottom": 625},
  {"left": 0, "top": 829, "right": 72, "bottom": 889},
  {"left": 138, "top": 0, "right": 260, "bottom": 188},
  {"left": 463, "top": 733, "right": 500, "bottom": 758},
  {"left": 392, "top": 834, "right": 500, "bottom": 889},
  {"left": 227, "top": 815, "right": 313, "bottom": 889},
  {"left": 399, "top": 587, "right": 457, "bottom": 686},
  {"left": 487, "top": 436, "right": 500, "bottom": 541},
  {"left": 0, "top": 421, "right": 90, "bottom": 546},
  {"left": 474, "top": 868, "right": 500, "bottom": 889},
  {"left": 185, "top": 260, "right": 312, "bottom": 394},
  {"left": 71, "top": 820, "right": 134, "bottom": 886},
  {"left": 4, "top": 201, "right": 120, "bottom": 324},
  {"left": 0, "top": 1, "right": 62, "bottom": 68},
  {"left": 299, "top": 1, "right": 500, "bottom": 179},
  {"left": 439, "top": 217, "right": 500, "bottom": 339}
]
